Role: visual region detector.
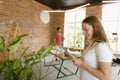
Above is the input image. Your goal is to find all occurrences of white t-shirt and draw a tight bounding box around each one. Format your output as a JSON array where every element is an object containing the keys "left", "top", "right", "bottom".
[{"left": 80, "top": 42, "right": 113, "bottom": 80}]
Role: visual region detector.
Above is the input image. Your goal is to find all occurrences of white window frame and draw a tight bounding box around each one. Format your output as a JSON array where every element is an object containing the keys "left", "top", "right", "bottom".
[{"left": 64, "top": 8, "right": 86, "bottom": 49}]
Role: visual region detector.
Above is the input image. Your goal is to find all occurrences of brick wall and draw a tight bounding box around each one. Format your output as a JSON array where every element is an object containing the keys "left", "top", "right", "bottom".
[
  {"left": 86, "top": 5, "right": 102, "bottom": 19},
  {"left": 0, "top": 0, "right": 64, "bottom": 60}
]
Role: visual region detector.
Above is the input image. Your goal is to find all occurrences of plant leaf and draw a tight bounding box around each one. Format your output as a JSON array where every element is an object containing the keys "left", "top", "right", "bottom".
[
  {"left": 0, "top": 36, "right": 5, "bottom": 52},
  {"left": 20, "top": 47, "right": 29, "bottom": 58},
  {"left": 7, "top": 34, "right": 28, "bottom": 54},
  {"left": 39, "top": 44, "right": 54, "bottom": 58}
]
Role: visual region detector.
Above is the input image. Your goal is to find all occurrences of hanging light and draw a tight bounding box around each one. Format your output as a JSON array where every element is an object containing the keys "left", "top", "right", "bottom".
[{"left": 40, "top": 10, "right": 50, "bottom": 24}]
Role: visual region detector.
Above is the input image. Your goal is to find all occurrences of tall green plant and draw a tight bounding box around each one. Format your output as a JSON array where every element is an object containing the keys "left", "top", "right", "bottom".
[{"left": 0, "top": 34, "right": 54, "bottom": 80}]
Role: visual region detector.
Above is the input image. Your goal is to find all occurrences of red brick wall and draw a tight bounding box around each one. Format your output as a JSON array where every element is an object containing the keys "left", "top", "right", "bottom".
[
  {"left": 0, "top": 0, "right": 64, "bottom": 60},
  {"left": 86, "top": 5, "right": 102, "bottom": 19}
]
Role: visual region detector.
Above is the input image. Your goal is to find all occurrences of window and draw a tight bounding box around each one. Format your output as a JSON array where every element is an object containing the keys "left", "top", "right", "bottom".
[
  {"left": 102, "top": 3, "right": 120, "bottom": 54},
  {"left": 64, "top": 8, "right": 86, "bottom": 49}
]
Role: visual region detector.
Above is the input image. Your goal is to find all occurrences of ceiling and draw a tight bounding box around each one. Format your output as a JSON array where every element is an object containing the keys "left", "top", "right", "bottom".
[{"left": 35, "top": 0, "right": 118, "bottom": 10}]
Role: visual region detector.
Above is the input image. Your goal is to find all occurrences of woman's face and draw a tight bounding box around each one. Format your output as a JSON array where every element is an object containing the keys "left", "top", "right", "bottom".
[{"left": 82, "top": 22, "right": 93, "bottom": 40}]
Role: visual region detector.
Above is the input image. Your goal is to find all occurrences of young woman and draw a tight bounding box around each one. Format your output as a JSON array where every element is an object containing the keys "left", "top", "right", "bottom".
[{"left": 71, "top": 16, "right": 113, "bottom": 80}]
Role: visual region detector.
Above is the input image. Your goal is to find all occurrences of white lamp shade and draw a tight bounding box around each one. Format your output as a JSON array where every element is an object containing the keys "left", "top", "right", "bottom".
[{"left": 40, "top": 10, "right": 50, "bottom": 24}]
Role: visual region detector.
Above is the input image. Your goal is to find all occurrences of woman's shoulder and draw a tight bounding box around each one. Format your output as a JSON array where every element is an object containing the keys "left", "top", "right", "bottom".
[
  {"left": 95, "top": 42, "right": 113, "bottom": 54},
  {"left": 96, "top": 42, "right": 107, "bottom": 48},
  {"left": 95, "top": 42, "right": 113, "bottom": 62},
  {"left": 94, "top": 42, "right": 111, "bottom": 52}
]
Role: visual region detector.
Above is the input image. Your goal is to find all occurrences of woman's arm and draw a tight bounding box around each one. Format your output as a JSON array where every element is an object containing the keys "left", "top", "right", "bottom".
[
  {"left": 72, "top": 57, "right": 111, "bottom": 80},
  {"left": 83, "top": 62, "right": 111, "bottom": 80}
]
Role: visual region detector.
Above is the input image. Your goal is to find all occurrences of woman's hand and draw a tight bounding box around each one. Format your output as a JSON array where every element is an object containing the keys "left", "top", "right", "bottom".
[{"left": 71, "top": 56, "right": 84, "bottom": 68}]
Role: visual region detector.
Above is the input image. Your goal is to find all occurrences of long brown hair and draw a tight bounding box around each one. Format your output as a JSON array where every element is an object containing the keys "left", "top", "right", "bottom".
[{"left": 82, "top": 16, "right": 108, "bottom": 43}]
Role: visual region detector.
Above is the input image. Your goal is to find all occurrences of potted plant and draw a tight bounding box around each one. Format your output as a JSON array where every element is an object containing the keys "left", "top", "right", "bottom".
[{"left": 0, "top": 34, "right": 54, "bottom": 80}]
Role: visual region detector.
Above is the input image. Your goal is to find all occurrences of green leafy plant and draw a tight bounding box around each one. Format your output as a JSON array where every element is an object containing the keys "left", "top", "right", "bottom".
[{"left": 0, "top": 34, "right": 54, "bottom": 80}]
